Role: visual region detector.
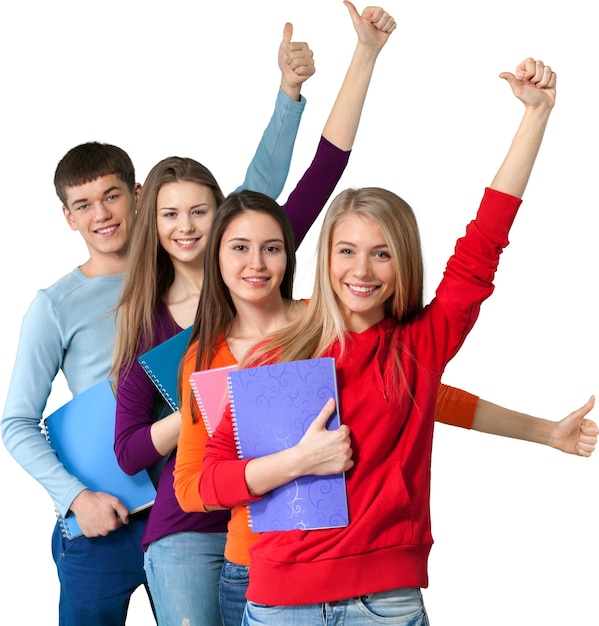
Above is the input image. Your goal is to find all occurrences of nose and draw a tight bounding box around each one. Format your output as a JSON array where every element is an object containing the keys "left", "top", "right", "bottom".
[
  {"left": 352, "top": 253, "right": 370, "bottom": 278},
  {"left": 248, "top": 248, "right": 266, "bottom": 270},
  {"left": 93, "top": 201, "right": 111, "bottom": 222},
  {"left": 177, "top": 214, "right": 194, "bottom": 233}
]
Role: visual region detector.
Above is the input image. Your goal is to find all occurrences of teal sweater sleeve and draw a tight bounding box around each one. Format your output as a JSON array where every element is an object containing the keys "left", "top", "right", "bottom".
[{"left": 235, "top": 89, "right": 306, "bottom": 199}]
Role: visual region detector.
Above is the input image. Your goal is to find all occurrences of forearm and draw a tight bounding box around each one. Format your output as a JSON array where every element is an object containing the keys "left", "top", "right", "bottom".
[
  {"left": 235, "top": 90, "right": 305, "bottom": 199},
  {"left": 489, "top": 104, "right": 552, "bottom": 198},
  {"left": 115, "top": 364, "right": 166, "bottom": 474},
  {"left": 472, "top": 399, "right": 554, "bottom": 446},
  {"left": 150, "top": 410, "right": 180, "bottom": 456},
  {"left": 244, "top": 446, "right": 305, "bottom": 497},
  {"left": 322, "top": 41, "right": 379, "bottom": 151}
]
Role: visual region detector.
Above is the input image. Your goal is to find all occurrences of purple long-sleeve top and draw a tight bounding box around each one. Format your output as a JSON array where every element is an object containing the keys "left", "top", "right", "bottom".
[{"left": 114, "top": 135, "right": 351, "bottom": 550}]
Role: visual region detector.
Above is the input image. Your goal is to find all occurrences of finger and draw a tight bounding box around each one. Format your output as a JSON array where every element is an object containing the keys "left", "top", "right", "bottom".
[
  {"left": 312, "top": 398, "right": 337, "bottom": 429},
  {"left": 534, "top": 64, "right": 554, "bottom": 88},
  {"left": 515, "top": 57, "right": 536, "bottom": 81},
  {"left": 281, "top": 22, "right": 293, "bottom": 47},
  {"left": 369, "top": 9, "right": 396, "bottom": 33},
  {"left": 498, "top": 71, "right": 518, "bottom": 88},
  {"left": 114, "top": 500, "right": 129, "bottom": 524},
  {"left": 343, "top": 0, "right": 359, "bottom": 21}
]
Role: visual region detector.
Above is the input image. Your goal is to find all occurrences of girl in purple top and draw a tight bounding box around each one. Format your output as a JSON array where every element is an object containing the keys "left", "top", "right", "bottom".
[{"left": 110, "top": 4, "right": 397, "bottom": 625}]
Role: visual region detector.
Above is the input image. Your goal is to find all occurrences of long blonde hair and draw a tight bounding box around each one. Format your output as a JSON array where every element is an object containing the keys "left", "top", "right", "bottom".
[
  {"left": 245, "top": 187, "right": 424, "bottom": 368},
  {"left": 111, "top": 157, "right": 225, "bottom": 385}
]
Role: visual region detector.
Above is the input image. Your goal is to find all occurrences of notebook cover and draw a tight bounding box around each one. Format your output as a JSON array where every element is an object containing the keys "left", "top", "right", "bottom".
[
  {"left": 227, "top": 357, "right": 349, "bottom": 532},
  {"left": 138, "top": 326, "right": 192, "bottom": 411},
  {"left": 43, "top": 379, "right": 156, "bottom": 539},
  {"left": 189, "top": 365, "right": 237, "bottom": 436}
]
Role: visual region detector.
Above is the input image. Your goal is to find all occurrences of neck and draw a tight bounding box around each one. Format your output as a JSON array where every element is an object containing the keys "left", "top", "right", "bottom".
[{"left": 79, "top": 252, "right": 127, "bottom": 278}]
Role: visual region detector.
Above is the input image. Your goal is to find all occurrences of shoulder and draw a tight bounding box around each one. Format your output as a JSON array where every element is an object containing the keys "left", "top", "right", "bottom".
[{"left": 42, "top": 269, "right": 123, "bottom": 309}]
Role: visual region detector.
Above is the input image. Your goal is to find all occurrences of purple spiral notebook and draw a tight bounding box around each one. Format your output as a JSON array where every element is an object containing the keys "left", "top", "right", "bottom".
[{"left": 227, "top": 357, "right": 349, "bottom": 533}]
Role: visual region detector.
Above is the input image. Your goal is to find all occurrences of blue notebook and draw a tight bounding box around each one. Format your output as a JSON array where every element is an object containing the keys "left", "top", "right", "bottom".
[
  {"left": 43, "top": 379, "right": 156, "bottom": 539},
  {"left": 227, "top": 357, "right": 349, "bottom": 533},
  {"left": 138, "top": 326, "right": 192, "bottom": 412}
]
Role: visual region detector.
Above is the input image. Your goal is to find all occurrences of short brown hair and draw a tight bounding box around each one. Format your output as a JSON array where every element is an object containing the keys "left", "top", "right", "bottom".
[{"left": 54, "top": 142, "right": 136, "bottom": 206}]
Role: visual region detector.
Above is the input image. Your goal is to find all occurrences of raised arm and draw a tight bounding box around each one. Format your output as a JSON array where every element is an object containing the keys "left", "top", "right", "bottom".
[
  {"left": 236, "top": 23, "right": 315, "bottom": 198},
  {"left": 322, "top": 1, "right": 396, "bottom": 150},
  {"left": 489, "top": 58, "right": 557, "bottom": 197},
  {"left": 283, "top": 2, "right": 396, "bottom": 246}
]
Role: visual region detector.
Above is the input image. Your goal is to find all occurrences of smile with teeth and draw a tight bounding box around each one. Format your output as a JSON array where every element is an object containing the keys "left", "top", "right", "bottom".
[
  {"left": 95, "top": 225, "right": 119, "bottom": 236},
  {"left": 346, "top": 283, "right": 379, "bottom": 294},
  {"left": 243, "top": 276, "right": 270, "bottom": 284},
  {"left": 174, "top": 238, "right": 199, "bottom": 248}
]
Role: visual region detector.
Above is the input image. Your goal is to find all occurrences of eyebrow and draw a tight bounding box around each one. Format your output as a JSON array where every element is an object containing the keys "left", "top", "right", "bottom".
[
  {"left": 158, "top": 203, "right": 211, "bottom": 211},
  {"left": 70, "top": 185, "right": 122, "bottom": 207},
  {"left": 226, "top": 237, "right": 285, "bottom": 245},
  {"left": 334, "top": 240, "right": 389, "bottom": 250}
]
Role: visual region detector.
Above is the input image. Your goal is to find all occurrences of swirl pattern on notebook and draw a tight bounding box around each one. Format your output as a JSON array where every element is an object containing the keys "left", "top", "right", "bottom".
[{"left": 227, "top": 358, "right": 349, "bottom": 532}]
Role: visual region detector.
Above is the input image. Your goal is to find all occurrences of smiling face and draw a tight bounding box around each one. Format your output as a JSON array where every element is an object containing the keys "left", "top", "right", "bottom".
[
  {"left": 156, "top": 180, "right": 218, "bottom": 266},
  {"left": 329, "top": 213, "right": 396, "bottom": 332},
  {"left": 218, "top": 210, "right": 288, "bottom": 308},
  {"left": 62, "top": 173, "right": 138, "bottom": 272}
]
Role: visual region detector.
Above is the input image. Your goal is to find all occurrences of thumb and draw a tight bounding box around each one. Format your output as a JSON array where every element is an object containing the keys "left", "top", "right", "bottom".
[
  {"left": 309, "top": 398, "right": 337, "bottom": 431},
  {"left": 281, "top": 22, "right": 293, "bottom": 46},
  {"left": 499, "top": 71, "right": 518, "bottom": 87},
  {"left": 343, "top": 0, "right": 360, "bottom": 22}
]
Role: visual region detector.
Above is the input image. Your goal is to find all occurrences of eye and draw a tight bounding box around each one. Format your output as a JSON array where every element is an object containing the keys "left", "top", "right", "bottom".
[
  {"left": 192, "top": 208, "right": 208, "bottom": 216},
  {"left": 338, "top": 248, "right": 353, "bottom": 255},
  {"left": 264, "top": 246, "right": 281, "bottom": 253},
  {"left": 374, "top": 251, "right": 391, "bottom": 259},
  {"left": 106, "top": 194, "right": 119, "bottom": 202},
  {"left": 233, "top": 244, "right": 248, "bottom": 252},
  {"left": 76, "top": 204, "right": 89, "bottom": 211}
]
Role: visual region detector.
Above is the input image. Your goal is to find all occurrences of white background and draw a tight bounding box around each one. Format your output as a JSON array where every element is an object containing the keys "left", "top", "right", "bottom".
[{"left": 1, "top": 1, "right": 597, "bottom": 624}]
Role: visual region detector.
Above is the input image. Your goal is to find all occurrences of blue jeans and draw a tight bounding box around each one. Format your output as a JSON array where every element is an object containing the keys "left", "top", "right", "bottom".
[
  {"left": 51, "top": 515, "right": 153, "bottom": 626},
  {"left": 144, "top": 531, "right": 226, "bottom": 626},
  {"left": 243, "top": 587, "right": 429, "bottom": 625},
  {"left": 220, "top": 558, "right": 250, "bottom": 626}
]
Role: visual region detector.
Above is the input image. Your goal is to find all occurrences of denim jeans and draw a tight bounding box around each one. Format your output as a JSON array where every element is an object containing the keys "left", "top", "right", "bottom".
[
  {"left": 51, "top": 515, "right": 153, "bottom": 626},
  {"left": 243, "top": 587, "right": 429, "bottom": 625},
  {"left": 220, "top": 558, "right": 250, "bottom": 626},
  {"left": 144, "top": 531, "right": 226, "bottom": 626}
]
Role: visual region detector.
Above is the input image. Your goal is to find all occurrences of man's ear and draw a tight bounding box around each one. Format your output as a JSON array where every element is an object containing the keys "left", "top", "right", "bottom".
[
  {"left": 133, "top": 182, "right": 142, "bottom": 208},
  {"left": 62, "top": 205, "right": 78, "bottom": 231}
]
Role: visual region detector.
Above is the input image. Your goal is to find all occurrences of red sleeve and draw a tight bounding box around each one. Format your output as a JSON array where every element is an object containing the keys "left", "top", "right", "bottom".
[
  {"left": 435, "top": 383, "right": 479, "bottom": 429},
  {"left": 199, "top": 403, "right": 261, "bottom": 509}
]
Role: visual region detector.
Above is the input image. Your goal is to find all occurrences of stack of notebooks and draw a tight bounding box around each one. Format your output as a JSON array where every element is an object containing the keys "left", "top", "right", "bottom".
[{"left": 190, "top": 357, "right": 349, "bottom": 533}]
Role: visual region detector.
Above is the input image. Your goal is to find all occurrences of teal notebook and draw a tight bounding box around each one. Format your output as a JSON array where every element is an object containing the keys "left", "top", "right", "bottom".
[
  {"left": 227, "top": 357, "right": 349, "bottom": 533},
  {"left": 138, "top": 326, "right": 192, "bottom": 412},
  {"left": 43, "top": 379, "right": 156, "bottom": 539}
]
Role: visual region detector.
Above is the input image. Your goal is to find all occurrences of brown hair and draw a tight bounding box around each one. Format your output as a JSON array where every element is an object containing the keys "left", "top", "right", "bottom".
[
  {"left": 54, "top": 142, "right": 136, "bottom": 206},
  {"left": 111, "top": 157, "right": 225, "bottom": 384}
]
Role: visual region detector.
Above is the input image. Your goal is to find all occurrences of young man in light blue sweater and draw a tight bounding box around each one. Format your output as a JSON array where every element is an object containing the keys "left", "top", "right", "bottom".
[{"left": 1, "top": 25, "right": 314, "bottom": 625}]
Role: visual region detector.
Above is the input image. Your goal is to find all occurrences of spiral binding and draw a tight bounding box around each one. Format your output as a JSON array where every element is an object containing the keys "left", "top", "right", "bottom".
[
  {"left": 226, "top": 375, "right": 255, "bottom": 529},
  {"left": 55, "top": 507, "right": 81, "bottom": 539},
  {"left": 140, "top": 361, "right": 177, "bottom": 411},
  {"left": 227, "top": 376, "right": 245, "bottom": 461},
  {"left": 189, "top": 376, "right": 212, "bottom": 436}
]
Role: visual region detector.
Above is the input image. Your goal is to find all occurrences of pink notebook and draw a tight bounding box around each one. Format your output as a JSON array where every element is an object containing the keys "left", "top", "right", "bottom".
[{"left": 189, "top": 365, "right": 237, "bottom": 436}]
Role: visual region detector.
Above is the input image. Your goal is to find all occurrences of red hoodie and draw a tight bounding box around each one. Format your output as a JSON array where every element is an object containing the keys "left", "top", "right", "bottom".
[{"left": 200, "top": 187, "right": 521, "bottom": 604}]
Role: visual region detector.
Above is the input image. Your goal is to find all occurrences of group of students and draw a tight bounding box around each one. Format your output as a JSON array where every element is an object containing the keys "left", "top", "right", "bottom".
[{"left": 2, "top": 3, "right": 597, "bottom": 626}]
